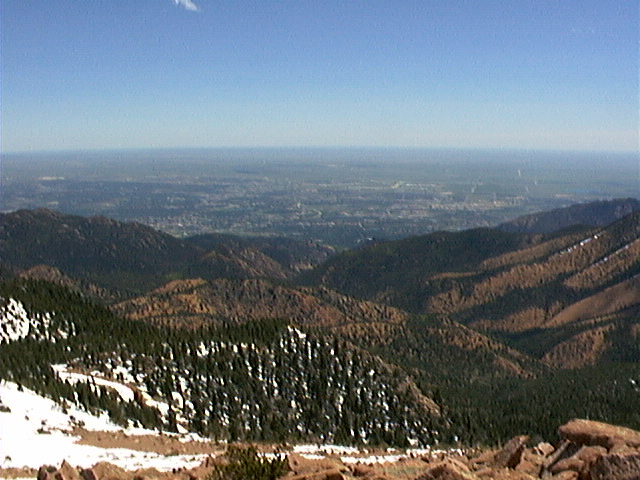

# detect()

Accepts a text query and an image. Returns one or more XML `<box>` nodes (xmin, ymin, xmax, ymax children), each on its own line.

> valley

<box><xmin>3</xmin><ymin>149</ymin><xmax>637</xmax><ymax>248</ymax></box>
<box><xmin>0</xmin><ymin>198</ymin><xmax>639</xmax><ymax>478</ymax></box>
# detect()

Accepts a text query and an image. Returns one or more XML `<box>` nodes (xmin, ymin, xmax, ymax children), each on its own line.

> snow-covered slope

<box><xmin>0</xmin><ymin>298</ymin><xmax>53</xmax><ymax>344</ymax></box>
<box><xmin>0</xmin><ymin>381</ymin><xmax>435</xmax><ymax>472</ymax></box>
<box><xmin>0</xmin><ymin>381</ymin><xmax>207</xmax><ymax>470</ymax></box>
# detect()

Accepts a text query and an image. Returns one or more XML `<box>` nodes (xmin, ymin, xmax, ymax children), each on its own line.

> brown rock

<box><xmin>37</xmin><ymin>462</ymin><xmax>82</xmax><ymax>480</ymax></box>
<box><xmin>131</xmin><ymin>468</ymin><xmax>163</xmax><ymax>480</ymax></box>
<box><xmin>415</xmin><ymin>461</ymin><xmax>476</xmax><ymax>480</ymax></box>
<box><xmin>576</xmin><ymin>445</ymin><xmax>607</xmax><ymax>461</ymax></box>
<box><xmin>493</xmin><ymin>435</ymin><xmax>529</xmax><ymax>469</ymax></box>
<box><xmin>470</xmin><ymin>450</ymin><xmax>497</xmax><ymax>466</ymax></box>
<box><xmin>286</xmin><ymin>468</ymin><xmax>345</xmax><ymax>480</ymax></box>
<box><xmin>559</xmin><ymin>420</ymin><xmax>640</xmax><ymax>449</ymax></box>
<box><xmin>59</xmin><ymin>462</ymin><xmax>81</xmax><ymax>480</ymax></box>
<box><xmin>352</xmin><ymin>464</ymin><xmax>375</xmax><ymax>477</ymax></box>
<box><xmin>519</xmin><ymin>447</ymin><xmax>548</xmax><ymax>473</ymax></box>
<box><xmin>474</xmin><ymin>467</ymin><xmax>495</xmax><ymax>477</ymax></box>
<box><xmin>549</xmin><ymin>456</ymin><xmax>584</xmax><ymax>475</ymax></box>
<box><xmin>514</xmin><ymin>458</ymin><xmax>539</xmax><ymax>476</ymax></box>
<box><xmin>543</xmin><ymin>441</ymin><xmax>581</xmax><ymax>475</ymax></box>
<box><xmin>551</xmin><ymin>472</ymin><xmax>579</xmax><ymax>480</ymax></box>
<box><xmin>287</xmin><ymin>454</ymin><xmax>347</xmax><ymax>475</ymax></box>
<box><xmin>184</xmin><ymin>465</ymin><xmax>212</xmax><ymax>480</ymax></box>
<box><xmin>586</xmin><ymin>453</ymin><xmax>640</xmax><ymax>480</ymax></box>
<box><xmin>445</xmin><ymin>458</ymin><xmax>471</xmax><ymax>473</ymax></box>
<box><xmin>609</xmin><ymin>442</ymin><xmax>639</xmax><ymax>455</ymax></box>
<box><xmin>545</xmin><ymin>445</ymin><xmax>606</xmax><ymax>477</ymax></box>
<box><xmin>534</xmin><ymin>442</ymin><xmax>556</xmax><ymax>457</ymax></box>
<box><xmin>90</xmin><ymin>462</ymin><xmax>130</xmax><ymax>480</ymax></box>
<box><xmin>487</xmin><ymin>469</ymin><xmax>537</xmax><ymax>480</ymax></box>
<box><xmin>38</xmin><ymin>466</ymin><xmax>58</xmax><ymax>480</ymax></box>
<box><xmin>80</xmin><ymin>468</ymin><xmax>99</xmax><ymax>480</ymax></box>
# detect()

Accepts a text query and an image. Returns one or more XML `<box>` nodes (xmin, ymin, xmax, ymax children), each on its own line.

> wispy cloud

<box><xmin>173</xmin><ymin>0</ymin><xmax>200</xmax><ymax>12</ymax></box>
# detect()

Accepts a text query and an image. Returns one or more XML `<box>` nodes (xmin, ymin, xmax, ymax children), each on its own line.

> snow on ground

<box><xmin>0</xmin><ymin>381</ymin><xmax>207</xmax><ymax>471</ymax></box>
<box><xmin>51</xmin><ymin>364</ymin><xmax>174</xmax><ymax>421</ymax></box>
<box><xmin>0</xmin><ymin>380</ymin><xmax>439</xmax><ymax>472</ymax></box>
<box><xmin>292</xmin><ymin>444</ymin><xmax>437</xmax><ymax>465</ymax></box>
<box><xmin>52</xmin><ymin>364</ymin><xmax>136</xmax><ymax>403</ymax></box>
<box><xmin>0</xmin><ymin>298</ymin><xmax>52</xmax><ymax>344</ymax></box>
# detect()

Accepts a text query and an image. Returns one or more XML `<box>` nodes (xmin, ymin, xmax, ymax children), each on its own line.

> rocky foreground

<box><xmin>24</xmin><ymin>420</ymin><xmax>640</xmax><ymax>480</ymax></box>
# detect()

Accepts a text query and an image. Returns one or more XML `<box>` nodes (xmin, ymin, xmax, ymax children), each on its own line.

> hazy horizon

<box><xmin>2</xmin><ymin>0</ymin><xmax>638</xmax><ymax>154</ymax></box>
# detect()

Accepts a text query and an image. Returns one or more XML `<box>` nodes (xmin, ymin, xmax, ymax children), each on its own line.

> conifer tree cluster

<box><xmin>0</xmin><ymin>279</ymin><xmax>443</xmax><ymax>446</ymax></box>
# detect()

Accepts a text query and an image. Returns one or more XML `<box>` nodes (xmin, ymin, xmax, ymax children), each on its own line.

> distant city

<box><xmin>2</xmin><ymin>148</ymin><xmax>637</xmax><ymax>248</ymax></box>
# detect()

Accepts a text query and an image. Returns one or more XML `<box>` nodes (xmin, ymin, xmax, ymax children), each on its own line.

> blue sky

<box><xmin>1</xmin><ymin>0</ymin><xmax>638</xmax><ymax>153</ymax></box>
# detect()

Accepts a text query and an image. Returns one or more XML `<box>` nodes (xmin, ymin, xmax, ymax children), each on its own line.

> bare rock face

<box><xmin>37</xmin><ymin>465</ymin><xmax>60</xmax><ymax>480</ymax></box>
<box><xmin>542</xmin><ymin>420</ymin><xmax>640</xmax><ymax>480</ymax></box>
<box><xmin>533</xmin><ymin>443</ymin><xmax>555</xmax><ymax>457</ymax></box>
<box><xmin>286</xmin><ymin>469</ymin><xmax>346</xmax><ymax>480</ymax></box>
<box><xmin>286</xmin><ymin>453</ymin><xmax>350</xmax><ymax>480</ymax></box>
<box><xmin>351</xmin><ymin>464</ymin><xmax>375</xmax><ymax>477</ymax></box>
<box><xmin>37</xmin><ymin>462</ymin><xmax>85</xmax><ymax>480</ymax></box>
<box><xmin>559</xmin><ymin>419</ymin><xmax>640</xmax><ymax>449</ymax></box>
<box><xmin>79</xmin><ymin>468</ymin><xmax>99</xmax><ymax>480</ymax></box>
<box><xmin>548</xmin><ymin>472</ymin><xmax>578</xmax><ymax>480</ymax></box>
<box><xmin>415</xmin><ymin>461</ymin><xmax>476</xmax><ymax>480</ymax></box>
<box><xmin>31</xmin><ymin>419</ymin><xmax>640</xmax><ymax>480</ymax></box>
<box><xmin>587</xmin><ymin>453</ymin><xmax>640</xmax><ymax>480</ymax></box>
<box><xmin>287</xmin><ymin>453</ymin><xmax>348</xmax><ymax>475</ymax></box>
<box><xmin>87</xmin><ymin>462</ymin><xmax>130</xmax><ymax>480</ymax></box>
<box><xmin>493</xmin><ymin>435</ymin><xmax>529</xmax><ymax>469</ymax></box>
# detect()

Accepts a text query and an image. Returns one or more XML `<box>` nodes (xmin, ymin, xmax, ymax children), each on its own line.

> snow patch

<box><xmin>0</xmin><ymin>298</ymin><xmax>52</xmax><ymax>344</ymax></box>
<box><xmin>0</xmin><ymin>381</ymin><xmax>207</xmax><ymax>470</ymax></box>
<box><xmin>52</xmin><ymin>364</ymin><xmax>136</xmax><ymax>403</ymax></box>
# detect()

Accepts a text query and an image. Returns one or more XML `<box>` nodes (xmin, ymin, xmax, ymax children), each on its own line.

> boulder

<box><xmin>483</xmin><ymin>469</ymin><xmax>537</xmax><ymax>480</ymax></box>
<box><xmin>415</xmin><ymin>461</ymin><xmax>476</xmax><ymax>480</ymax></box>
<box><xmin>285</xmin><ymin>468</ymin><xmax>345</xmax><ymax>480</ymax></box>
<box><xmin>534</xmin><ymin>442</ymin><xmax>555</xmax><ymax>457</ymax></box>
<box><xmin>559</xmin><ymin>420</ymin><xmax>640</xmax><ymax>449</ymax></box>
<box><xmin>80</xmin><ymin>468</ymin><xmax>99</xmax><ymax>480</ymax></box>
<box><xmin>351</xmin><ymin>464</ymin><xmax>375</xmax><ymax>477</ymax></box>
<box><xmin>542</xmin><ymin>441</ymin><xmax>581</xmax><ymax>475</ymax></box>
<box><xmin>131</xmin><ymin>468</ymin><xmax>164</xmax><ymax>480</ymax></box>
<box><xmin>547</xmin><ymin>445</ymin><xmax>606</xmax><ymax>476</ymax></box>
<box><xmin>469</xmin><ymin>449</ymin><xmax>497</xmax><ymax>466</ymax></box>
<box><xmin>59</xmin><ymin>462</ymin><xmax>81</xmax><ymax>480</ymax></box>
<box><xmin>38</xmin><ymin>465</ymin><xmax>59</xmax><ymax>480</ymax></box>
<box><xmin>89</xmin><ymin>462</ymin><xmax>130</xmax><ymax>480</ymax></box>
<box><xmin>493</xmin><ymin>435</ymin><xmax>529</xmax><ymax>469</ymax></box>
<box><xmin>549</xmin><ymin>456</ymin><xmax>584</xmax><ymax>475</ymax></box>
<box><xmin>514</xmin><ymin>457</ymin><xmax>541</xmax><ymax>476</ymax></box>
<box><xmin>586</xmin><ymin>453</ymin><xmax>640</xmax><ymax>480</ymax></box>
<box><xmin>37</xmin><ymin>462</ymin><xmax>82</xmax><ymax>480</ymax></box>
<box><xmin>550</xmin><ymin>472</ymin><xmax>578</xmax><ymax>480</ymax></box>
<box><xmin>287</xmin><ymin>453</ymin><xmax>347</xmax><ymax>475</ymax></box>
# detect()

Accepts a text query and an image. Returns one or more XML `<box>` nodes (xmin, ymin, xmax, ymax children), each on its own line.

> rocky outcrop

<box><xmin>33</xmin><ymin>419</ymin><xmax>640</xmax><ymax>480</ymax></box>
<box><xmin>558</xmin><ymin>419</ymin><xmax>640</xmax><ymax>449</ymax></box>
<box><xmin>450</xmin><ymin>419</ymin><xmax>640</xmax><ymax>480</ymax></box>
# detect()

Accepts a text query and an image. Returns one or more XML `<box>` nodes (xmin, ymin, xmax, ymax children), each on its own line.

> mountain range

<box><xmin>0</xmin><ymin>198</ymin><xmax>638</xmax><ymax>446</ymax></box>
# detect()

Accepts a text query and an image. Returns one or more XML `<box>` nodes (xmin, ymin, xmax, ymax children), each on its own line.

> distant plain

<box><xmin>2</xmin><ymin>148</ymin><xmax>637</xmax><ymax>247</ymax></box>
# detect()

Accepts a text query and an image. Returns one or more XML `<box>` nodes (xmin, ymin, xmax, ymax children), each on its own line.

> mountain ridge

<box><xmin>0</xmin><ymin>209</ymin><xmax>333</xmax><ymax>299</ymax></box>
<box><xmin>497</xmin><ymin>197</ymin><xmax>640</xmax><ymax>233</ymax></box>
<box><xmin>1</xmin><ymin>201</ymin><xmax>639</xmax><ymax>446</ymax></box>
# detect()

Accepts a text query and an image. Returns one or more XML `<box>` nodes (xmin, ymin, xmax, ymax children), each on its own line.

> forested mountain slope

<box><xmin>0</xmin><ymin>279</ymin><xmax>444</xmax><ymax>446</ymax></box>
<box><xmin>1</xmin><ymin>205</ymin><xmax>639</xmax><ymax>446</ymax></box>
<box><xmin>0</xmin><ymin>209</ymin><xmax>333</xmax><ymax>299</ymax></box>
<box><xmin>305</xmin><ymin>211</ymin><xmax>640</xmax><ymax>367</ymax></box>
<box><xmin>497</xmin><ymin>197</ymin><xmax>640</xmax><ymax>234</ymax></box>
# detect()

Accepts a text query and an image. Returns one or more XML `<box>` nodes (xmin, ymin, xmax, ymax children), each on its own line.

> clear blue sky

<box><xmin>1</xmin><ymin>0</ymin><xmax>638</xmax><ymax>153</ymax></box>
